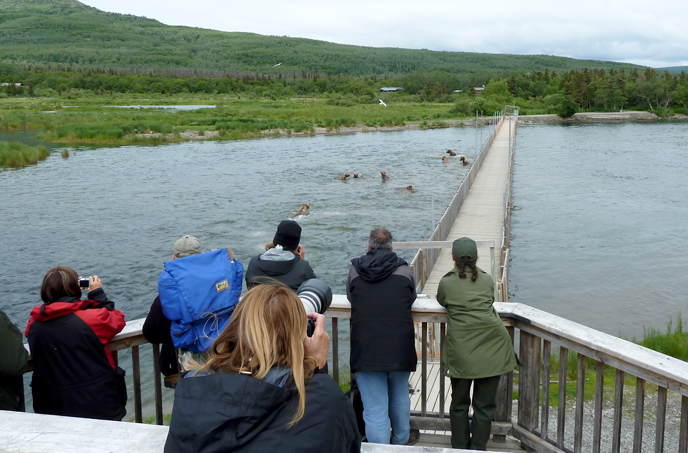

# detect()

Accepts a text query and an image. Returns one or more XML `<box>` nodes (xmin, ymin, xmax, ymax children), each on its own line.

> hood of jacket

<box><xmin>256</xmin><ymin>248</ymin><xmax>300</xmax><ymax>276</ymax></box>
<box><xmin>351</xmin><ymin>248</ymin><xmax>407</xmax><ymax>283</ymax></box>
<box><xmin>169</xmin><ymin>369</ymin><xmax>297</xmax><ymax>451</ymax></box>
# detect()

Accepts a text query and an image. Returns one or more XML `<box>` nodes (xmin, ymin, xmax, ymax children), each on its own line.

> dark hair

<box><xmin>41</xmin><ymin>266</ymin><xmax>81</xmax><ymax>304</ymax></box>
<box><xmin>368</xmin><ymin>227</ymin><xmax>393</xmax><ymax>249</ymax></box>
<box><xmin>455</xmin><ymin>257</ymin><xmax>478</xmax><ymax>282</ymax></box>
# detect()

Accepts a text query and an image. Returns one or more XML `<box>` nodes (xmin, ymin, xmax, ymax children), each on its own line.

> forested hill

<box><xmin>0</xmin><ymin>0</ymin><xmax>645</xmax><ymax>77</ymax></box>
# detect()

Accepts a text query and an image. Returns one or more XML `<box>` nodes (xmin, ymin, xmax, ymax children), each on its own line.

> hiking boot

<box><xmin>406</xmin><ymin>429</ymin><xmax>420</xmax><ymax>446</ymax></box>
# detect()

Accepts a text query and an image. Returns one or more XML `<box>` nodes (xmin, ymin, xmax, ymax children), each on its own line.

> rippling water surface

<box><xmin>1</xmin><ymin>127</ymin><xmax>480</xmax><ymax>415</ymax></box>
<box><xmin>510</xmin><ymin>122</ymin><xmax>688</xmax><ymax>338</ymax></box>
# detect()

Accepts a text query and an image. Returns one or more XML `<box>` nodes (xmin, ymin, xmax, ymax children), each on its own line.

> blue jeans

<box><xmin>356</xmin><ymin>371</ymin><xmax>411</xmax><ymax>444</ymax></box>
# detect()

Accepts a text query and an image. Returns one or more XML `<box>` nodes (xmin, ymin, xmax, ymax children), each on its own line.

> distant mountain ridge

<box><xmin>0</xmin><ymin>0</ymin><xmax>646</xmax><ymax>76</ymax></box>
<box><xmin>659</xmin><ymin>66</ymin><xmax>688</xmax><ymax>74</ymax></box>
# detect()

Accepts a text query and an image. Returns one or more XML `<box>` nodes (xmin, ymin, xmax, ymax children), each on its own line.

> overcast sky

<box><xmin>80</xmin><ymin>0</ymin><xmax>688</xmax><ymax>68</ymax></box>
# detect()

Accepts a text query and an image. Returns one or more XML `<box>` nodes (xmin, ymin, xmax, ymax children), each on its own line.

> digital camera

<box><xmin>296</xmin><ymin>279</ymin><xmax>333</xmax><ymax>337</ymax></box>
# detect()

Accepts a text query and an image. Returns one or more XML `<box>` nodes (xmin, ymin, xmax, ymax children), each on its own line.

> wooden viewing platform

<box><xmin>8</xmin><ymin>113</ymin><xmax>688</xmax><ymax>453</ymax></box>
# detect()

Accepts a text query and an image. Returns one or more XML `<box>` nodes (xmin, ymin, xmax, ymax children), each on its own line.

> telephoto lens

<box><xmin>296</xmin><ymin>279</ymin><xmax>333</xmax><ymax>336</ymax></box>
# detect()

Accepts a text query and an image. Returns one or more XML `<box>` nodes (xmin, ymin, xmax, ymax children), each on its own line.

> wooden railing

<box><xmin>407</xmin><ymin>114</ymin><xmax>505</xmax><ymax>293</ymax></box>
<box><xmin>39</xmin><ymin>298</ymin><xmax>684</xmax><ymax>453</ymax></box>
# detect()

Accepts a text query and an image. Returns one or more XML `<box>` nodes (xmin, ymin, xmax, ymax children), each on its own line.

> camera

<box><xmin>296</xmin><ymin>279</ymin><xmax>332</xmax><ymax>337</ymax></box>
<box><xmin>79</xmin><ymin>278</ymin><xmax>90</xmax><ymax>288</ymax></box>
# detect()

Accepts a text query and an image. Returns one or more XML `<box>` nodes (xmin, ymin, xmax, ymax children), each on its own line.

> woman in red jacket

<box><xmin>26</xmin><ymin>266</ymin><xmax>127</xmax><ymax>420</ymax></box>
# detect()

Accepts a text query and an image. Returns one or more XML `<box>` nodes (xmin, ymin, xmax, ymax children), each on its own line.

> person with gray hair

<box><xmin>346</xmin><ymin>227</ymin><xmax>419</xmax><ymax>445</ymax></box>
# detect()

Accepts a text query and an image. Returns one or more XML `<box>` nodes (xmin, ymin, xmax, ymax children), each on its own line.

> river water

<box><xmin>2</xmin><ymin>121</ymin><xmax>686</xmax><ymax>417</ymax></box>
<box><xmin>0</xmin><ymin>126</ymin><xmax>479</xmax><ymax>416</ymax></box>
<box><xmin>509</xmin><ymin>121</ymin><xmax>688</xmax><ymax>339</ymax></box>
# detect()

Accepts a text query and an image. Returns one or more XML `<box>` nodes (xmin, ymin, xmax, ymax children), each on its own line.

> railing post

<box><xmin>495</xmin><ymin>326</ymin><xmax>515</xmax><ymax>443</ymax></box>
<box><xmin>517</xmin><ymin>330</ymin><xmax>540</xmax><ymax>432</ymax></box>
<box><xmin>421</xmin><ymin>322</ymin><xmax>428</xmax><ymax>417</ymax></box>
<box><xmin>332</xmin><ymin>318</ymin><xmax>339</xmax><ymax>385</ymax></box>
<box><xmin>152</xmin><ymin>343</ymin><xmax>163</xmax><ymax>425</ymax></box>
<box><xmin>132</xmin><ymin>345</ymin><xmax>142</xmax><ymax>423</ymax></box>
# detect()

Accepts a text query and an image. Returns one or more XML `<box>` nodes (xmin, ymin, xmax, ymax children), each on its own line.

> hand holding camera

<box><xmin>303</xmin><ymin>312</ymin><xmax>329</xmax><ymax>370</ymax></box>
<box><xmin>79</xmin><ymin>275</ymin><xmax>102</xmax><ymax>293</ymax></box>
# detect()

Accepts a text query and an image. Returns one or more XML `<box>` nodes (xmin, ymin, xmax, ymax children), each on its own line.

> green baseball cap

<box><xmin>452</xmin><ymin>237</ymin><xmax>477</xmax><ymax>259</ymax></box>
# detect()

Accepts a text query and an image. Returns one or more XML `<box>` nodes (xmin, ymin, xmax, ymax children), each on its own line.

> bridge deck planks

<box><xmin>422</xmin><ymin>120</ymin><xmax>515</xmax><ymax>296</ymax></box>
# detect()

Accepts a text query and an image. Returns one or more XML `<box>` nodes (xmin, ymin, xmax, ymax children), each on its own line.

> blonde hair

<box><xmin>265</xmin><ymin>241</ymin><xmax>300</xmax><ymax>256</ymax></box>
<box><xmin>200</xmin><ymin>284</ymin><xmax>316</xmax><ymax>426</ymax></box>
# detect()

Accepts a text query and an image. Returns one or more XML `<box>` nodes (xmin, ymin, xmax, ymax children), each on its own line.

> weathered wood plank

<box><xmin>132</xmin><ymin>345</ymin><xmax>142</xmax><ymax>423</ymax></box>
<box><xmin>573</xmin><ymin>354</ymin><xmax>585</xmax><ymax>453</ymax></box>
<box><xmin>332</xmin><ymin>317</ymin><xmax>339</xmax><ymax>385</ymax></box>
<box><xmin>679</xmin><ymin>395</ymin><xmax>688</xmax><ymax>453</ymax></box>
<box><xmin>422</xmin><ymin>322</ymin><xmax>428</xmax><ymax>416</ymax></box>
<box><xmin>152</xmin><ymin>343</ymin><xmax>163</xmax><ymax>425</ymax></box>
<box><xmin>512</xmin><ymin>424</ymin><xmax>568</xmax><ymax>453</ymax></box>
<box><xmin>439</xmin><ymin>323</ymin><xmax>446</xmax><ymax>418</ymax></box>
<box><xmin>393</xmin><ymin>240</ymin><xmax>494</xmax><ymax>250</ymax></box>
<box><xmin>557</xmin><ymin>346</ymin><xmax>568</xmax><ymax>450</ymax></box>
<box><xmin>592</xmin><ymin>361</ymin><xmax>604</xmax><ymax>453</ymax></box>
<box><xmin>654</xmin><ymin>386</ymin><xmax>667</xmax><ymax>453</ymax></box>
<box><xmin>518</xmin><ymin>331</ymin><xmax>540</xmax><ymax>431</ymax></box>
<box><xmin>541</xmin><ymin>340</ymin><xmax>552</xmax><ymax>441</ymax></box>
<box><xmin>632</xmin><ymin>377</ymin><xmax>644</xmax><ymax>453</ymax></box>
<box><xmin>611</xmin><ymin>369</ymin><xmax>624</xmax><ymax>453</ymax></box>
<box><xmin>0</xmin><ymin>411</ymin><xmax>168</xmax><ymax>453</ymax></box>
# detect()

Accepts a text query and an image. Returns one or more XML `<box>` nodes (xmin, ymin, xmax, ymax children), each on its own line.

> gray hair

<box><xmin>368</xmin><ymin>227</ymin><xmax>393</xmax><ymax>250</ymax></box>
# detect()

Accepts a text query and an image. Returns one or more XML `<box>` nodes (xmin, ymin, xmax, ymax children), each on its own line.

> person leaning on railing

<box><xmin>164</xmin><ymin>284</ymin><xmax>361</xmax><ymax>453</ymax></box>
<box><xmin>25</xmin><ymin>266</ymin><xmax>127</xmax><ymax>421</ymax></box>
<box><xmin>142</xmin><ymin>234</ymin><xmax>201</xmax><ymax>387</ymax></box>
<box><xmin>436</xmin><ymin>237</ymin><xmax>518</xmax><ymax>451</ymax></box>
<box><xmin>0</xmin><ymin>309</ymin><xmax>28</xmax><ymax>411</ymax></box>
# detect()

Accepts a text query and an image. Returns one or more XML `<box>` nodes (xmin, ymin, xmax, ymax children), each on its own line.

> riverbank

<box><xmin>519</xmin><ymin>111</ymin><xmax>688</xmax><ymax>124</ymax></box>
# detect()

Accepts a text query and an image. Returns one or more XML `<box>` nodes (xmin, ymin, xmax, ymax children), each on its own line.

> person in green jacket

<box><xmin>436</xmin><ymin>237</ymin><xmax>518</xmax><ymax>450</ymax></box>
<box><xmin>0</xmin><ymin>309</ymin><xmax>29</xmax><ymax>411</ymax></box>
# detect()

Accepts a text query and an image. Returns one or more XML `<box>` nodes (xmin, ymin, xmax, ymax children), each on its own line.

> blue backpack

<box><xmin>158</xmin><ymin>248</ymin><xmax>243</xmax><ymax>353</ymax></box>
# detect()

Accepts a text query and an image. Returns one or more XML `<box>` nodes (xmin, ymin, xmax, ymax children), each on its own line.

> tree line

<box><xmin>2</xmin><ymin>63</ymin><xmax>687</xmax><ymax>118</ymax></box>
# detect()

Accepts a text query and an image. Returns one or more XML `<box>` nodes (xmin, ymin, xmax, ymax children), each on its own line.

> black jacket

<box><xmin>25</xmin><ymin>289</ymin><xmax>127</xmax><ymax>420</ymax></box>
<box><xmin>346</xmin><ymin>248</ymin><xmax>417</xmax><ymax>373</ymax></box>
<box><xmin>164</xmin><ymin>370</ymin><xmax>361</xmax><ymax>453</ymax></box>
<box><xmin>0</xmin><ymin>310</ymin><xmax>28</xmax><ymax>411</ymax></box>
<box><xmin>245</xmin><ymin>249</ymin><xmax>316</xmax><ymax>291</ymax></box>
<box><xmin>142</xmin><ymin>296</ymin><xmax>180</xmax><ymax>378</ymax></box>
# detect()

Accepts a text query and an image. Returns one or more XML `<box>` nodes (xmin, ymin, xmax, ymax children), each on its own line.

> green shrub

<box><xmin>557</xmin><ymin>96</ymin><xmax>579</xmax><ymax>118</ymax></box>
<box><xmin>0</xmin><ymin>141</ymin><xmax>49</xmax><ymax>168</ymax></box>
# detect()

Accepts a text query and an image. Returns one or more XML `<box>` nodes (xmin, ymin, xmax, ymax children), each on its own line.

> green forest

<box><xmin>1</xmin><ymin>0</ymin><xmax>687</xmax><ymax>152</ymax></box>
<box><xmin>0</xmin><ymin>0</ymin><xmax>644</xmax><ymax>76</ymax></box>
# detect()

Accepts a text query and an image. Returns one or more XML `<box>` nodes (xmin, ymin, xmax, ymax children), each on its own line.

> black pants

<box><xmin>449</xmin><ymin>375</ymin><xmax>502</xmax><ymax>451</ymax></box>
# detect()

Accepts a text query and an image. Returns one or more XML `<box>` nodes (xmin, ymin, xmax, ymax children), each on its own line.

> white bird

<box><xmin>273</xmin><ymin>63</ymin><xmax>282</xmax><ymax>67</ymax></box>
<box><xmin>379</xmin><ymin>99</ymin><xmax>387</xmax><ymax>107</ymax></box>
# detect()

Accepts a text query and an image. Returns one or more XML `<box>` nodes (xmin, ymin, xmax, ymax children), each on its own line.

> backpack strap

<box><xmin>226</xmin><ymin>248</ymin><xmax>234</xmax><ymax>262</ymax></box>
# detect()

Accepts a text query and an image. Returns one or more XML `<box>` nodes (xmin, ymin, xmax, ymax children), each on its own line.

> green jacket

<box><xmin>436</xmin><ymin>265</ymin><xmax>518</xmax><ymax>379</ymax></box>
<box><xmin>0</xmin><ymin>310</ymin><xmax>28</xmax><ymax>410</ymax></box>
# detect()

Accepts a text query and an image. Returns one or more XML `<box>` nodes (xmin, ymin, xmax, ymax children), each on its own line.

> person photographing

<box><xmin>164</xmin><ymin>283</ymin><xmax>360</xmax><ymax>453</ymax></box>
<box><xmin>25</xmin><ymin>266</ymin><xmax>127</xmax><ymax>420</ymax></box>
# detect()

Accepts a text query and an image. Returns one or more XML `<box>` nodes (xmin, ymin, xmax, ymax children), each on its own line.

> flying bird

<box><xmin>273</xmin><ymin>63</ymin><xmax>282</xmax><ymax>67</ymax></box>
<box><xmin>379</xmin><ymin>99</ymin><xmax>387</xmax><ymax>107</ymax></box>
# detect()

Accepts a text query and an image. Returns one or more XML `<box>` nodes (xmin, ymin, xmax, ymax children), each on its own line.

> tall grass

<box><xmin>0</xmin><ymin>141</ymin><xmax>49</xmax><ymax>169</ymax></box>
<box><xmin>637</xmin><ymin>314</ymin><xmax>687</xmax><ymax>360</ymax></box>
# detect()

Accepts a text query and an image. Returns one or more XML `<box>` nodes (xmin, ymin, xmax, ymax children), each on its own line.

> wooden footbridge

<box><xmin>6</xmin><ymin>112</ymin><xmax>688</xmax><ymax>453</ymax></box>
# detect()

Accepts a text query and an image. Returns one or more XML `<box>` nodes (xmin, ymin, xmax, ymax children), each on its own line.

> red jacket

<box><xmin>25</xmin><ymin>288</ymin><xmax>128</xmax><ymax>420</ymax></box>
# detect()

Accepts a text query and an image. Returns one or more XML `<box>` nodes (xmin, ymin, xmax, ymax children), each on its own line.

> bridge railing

<box><xmin>21</xmin><ymin>299</ymin><xmax>686</xmax><ymax>453</ymax></box>
<box><xmin>408</xmin><ymin>114</ymin><xmax>505</xmax><ymax>292</ymax></box>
